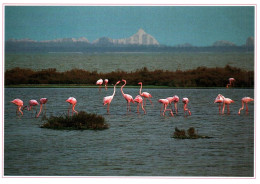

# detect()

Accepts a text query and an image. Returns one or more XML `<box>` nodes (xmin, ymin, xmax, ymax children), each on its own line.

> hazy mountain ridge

<box><xmin>5</xmin><ymin>28</ymin><xmax>254</xmax><ymax>52</ymax></box>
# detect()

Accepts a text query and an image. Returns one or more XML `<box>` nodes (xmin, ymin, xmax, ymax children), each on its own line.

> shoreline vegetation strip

<box><xmin>4</xmin><ymin>85</ymin><xmax>253</xmax><ymax>89</ymax></box>
<box><xmin>4</xmin><ymin>65</ymin><xmax>254</xmax><ymax>88</ymax></box>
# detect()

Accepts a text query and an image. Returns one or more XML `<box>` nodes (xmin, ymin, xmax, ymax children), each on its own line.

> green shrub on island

<box><xmin>41</xmin><ymin>111</ymin><xmax>108</xmax><ymax>130</ymax></box>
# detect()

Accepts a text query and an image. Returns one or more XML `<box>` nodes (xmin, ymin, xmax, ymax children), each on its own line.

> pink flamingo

<box><xmin>158</xmin><ymin>99</ymin><xmax>174</xmax><ymax>116</ymax></box>
<box><xmin>96</xmin><ymin>79</ymin><xmax>103</xmax><ymax>92</ymax></box>
<box><xmin>172</xmin><ymin>95</ymin><xmax>179</xmax><ymax>114</ymax></box>
<box><xmin>166</xmin><ymin>96</ymin><xmax>174</xmax><ymax>111</ymax></box>
<box><xmin>104</xmin><ymin>79</ymin><xmax>109</xmax><ymax>90</ymax></box>
<box><xmin>36</xmin><ymin>98</ymin><xmax>48</xmax><ymax>118</ymax></box>
<box><xmin>66</xmin><ymin>97</ymin><xmax>78</xmax><ymax>116</ymax></box>
<box><xmin>166</xmin><ymin>95</ymin><xmax>179</xmax><ymax>114</ymax></box>
<box><xmin>134</xmin><ymin>95</ymin><xmax>146</xmax><ymax>114</ymax></box>
<box><xmin>238</xmin><ymin>97</ymin><xmax>254</xmax><ymax>115</ymax></box>
<box><xmin>138</xmin><ymin>82</ymin><xmax>153</xmax><ymax>107</ymax></box>
<box><xmin>11</xmin><ymin>99</ymin><xmax>24</xmax><ymax>116</ymax></box>
<box><xmin>121</xmin><ymin>79</ymin><xmax>134</xmax><ymax>112</ymax></box>
<box><xmin>103</xmin><ymin>81</ymin><xmax>121</xmax><ymax>113</ymax></box>
<box><xmin>222</xmin><ymin>97</ymin><xmax>234</xmax><ymax>114</ymax></box>
<box><xmin>226</xmin><ymin>78</ymin><xmax>235</xmax><ymax>88</ymax></box>
<box><xmin>28</xmin><ymin>100</ymin><xmax>39</xmax><ymax>116</ymax></box>
<box><xmin>182</xmin><ymin>98</ymin><xmax>191</xmax><ymax>116</ymax></box>
<box><xmin>214</xmin><ymin>94</ymin><xmax>225</xmax><ymax>114</ymax></box>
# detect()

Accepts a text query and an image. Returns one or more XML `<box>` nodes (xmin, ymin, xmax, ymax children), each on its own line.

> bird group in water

<box><xmin>10</xmin><ymin>78</ymin><xmax>253</xmax><ymax>117</ymax></box>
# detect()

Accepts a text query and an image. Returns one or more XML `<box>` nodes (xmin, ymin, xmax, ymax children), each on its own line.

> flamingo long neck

<box><xmin>112</xmin><ymin>83</ymin><xmax>117</xmax><ymax>97</ymax></box>
<box><xmin>18</xmin><ymin>106</ymin><xmax>23</xmax><ymax>115</ymax></box>
<box><xmin>36</xmin><ymin>104</ymin><xmax>43</xmax><ymax>118</ymax></box>
<box><xmin>184</xmin><ymin>104</ymin><xmax>187</xmax><ymax>111</ymax></box>
<box><xmin>72</xmin><ymin>104</ymin><xmax>78</xmax><ymax>114</ymax></box>
<box><xmin>139</xmin><ymin>83</ymin><xmax>142</xmax><ymax>95</ymax></box>
<box><xmin>238</xmin><ymin>101</ymin><xmax>245</xmax><ymax>114</ymax></box>
<box><xmin>121</xmin><ymin>81</ymin><xmax>126</xmax><ymax>96</ymax></box>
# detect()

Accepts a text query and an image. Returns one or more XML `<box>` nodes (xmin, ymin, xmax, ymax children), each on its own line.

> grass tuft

<box><xmin>172</xmin><ymin>127</ymin><xmax>212</xmax><ymax>139</ymax></box>
<box><xmin>41</xmin><ymin>111</ymin><xmax>108</xmax><ymax>130</ymax></box>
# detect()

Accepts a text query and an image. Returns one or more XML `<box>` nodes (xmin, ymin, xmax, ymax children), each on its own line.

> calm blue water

<box><xmin>4</xmin><ymin>87</ymin><xmax>254</xmax><ymax>176</ymax></box>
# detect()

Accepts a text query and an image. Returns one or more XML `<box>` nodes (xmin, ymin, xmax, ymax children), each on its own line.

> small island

<box><xmin>172</xmin><ymin>127</ymin><xmax>212</xmax><ymax>139</ymax></box>
<box><xmin>41</xmin><ymin>111</ymin><xmax>109</xmax><ymax>130</ymax></box>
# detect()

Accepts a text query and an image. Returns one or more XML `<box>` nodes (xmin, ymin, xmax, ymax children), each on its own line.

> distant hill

<box><xmin>212</xmin><ymin>40</ymin><xmax>236</xmax><ymax>47</ymax></box>
<box><xmin>93</xmin><ymin>28</ymin><xmax>159</xmax><ymax>46</ymax></box>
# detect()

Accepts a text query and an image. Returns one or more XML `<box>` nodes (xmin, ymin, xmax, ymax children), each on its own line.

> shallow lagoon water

<box><xmin>5</xmin><ymin>52</ymin><xmax>254</xmax><ymax>72</ymax></box>
<box><xmin>4</xmin><ymin>87</ymin><xmax>254</xmax><ymax>176</ymax></box>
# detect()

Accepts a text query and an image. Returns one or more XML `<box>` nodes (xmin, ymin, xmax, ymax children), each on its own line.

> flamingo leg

<box><xmin>148</xmin><ymin>98</ymin><xmax>153</xmax><ymax>106</ymax></box>
<box><xmin>137</xmin><ymin>103</ymin><xmax>140</xmax><ymax>113</ymax></box>
<box><xmin>68</xmin><ymin>104</ymin><xmax>71</xmax><ymax>116</ymax></box>
<box><xmin>227</xmin><ymin>104</ymin><xmax>230</xmax><ymax>114</ymax></box>
<box><xmin>246</xmin><ymin>103</ymin><xmax>249</xmax><ymax>112</ymax></box>
<box><xmin>218</xmin><ymin>103</ymin><xmax>221</xmax><ymax>114</ymax></box>
<box><xmin>163</xmin><ymin>105</ymin><xmax>166</xmax><ymax>116</ymax></box>
<box><xmin>222</xmin><ymin>103</ymin><xmax>226</xmax><ymax>114</ymax></box>
<box><xmin>165</xmin><ymin>108</ymin><xmax>174</xmax><ymax>116</ymax></box>
<box><xmin>107</xmin><ymin>104</ymin><xmax>110</xmax><ymax>114</ymax></box>
<box><xmin>141</xmin><ymin>102</ymin><xmax>146</xmax><ymax>114</ymax></box>
<box><xmin>160</xmin><ymin>104</ymin><xmax>164</xmax><ymax>114</ymax></box>
<box><xmin>188</xmin><ymin>109</ymin><xmax>191</xmax><ymax>116</ymax></box>
<box><xmin>169</xmin><ymin>103</ymin><xmax>174</xmax><ymax>112</ymax></box>
<box><xmin>143</xmin><ymin>98</ymin><xmax>146</xmax><ymax>107</ymax></box>
<box><xmin>44</xmin><ymin>104</ymin><xmax>46</xmax><ymax>114</ymax></box>
<box><xmin>174</xmin><ymin>103</ymin><xmax>178</xmax><ymax>114</ymax></box>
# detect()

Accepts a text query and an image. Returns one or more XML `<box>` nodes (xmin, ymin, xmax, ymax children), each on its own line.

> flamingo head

<box><xmin>122</xmin><ymin>79</ymin><xmax>126</xmax><ymax>83</ymax></box>
<box><xmin>138</xmin><ymin>82</ymin><xmax>142</xmax><ymax>85</ymax></box>
<box><xmin>115</xmin><ymin>81</ymin><xmax>121</xmax><ymax>85</ymax></box>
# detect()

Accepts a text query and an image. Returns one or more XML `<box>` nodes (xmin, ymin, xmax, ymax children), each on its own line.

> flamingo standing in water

<box><xmin>121</xmin><ymin>79</ymin><xmax>134</xmax><ymax>112</ymax></box>
<box><xmin>222</xmin><ymin>97</ymin><xmax>234</xmax><ymax>115</ymax></box>
<box><xmin>172</xmin><ymin>95</ymin><xmax>179</xmax><ymax>114</ymax></box>
<box><xmin>66</xmin><ymin>97</ymin><xmax>78</xmax><ymax>116</ymax></box>
<box><xmin>238</xmin><ymin>97</ymin><xmax>254</xmax><ymax>115</ymax></box>
<box><xmin>103</xmin><ymin>81</ymin><xmax>120</xmax><ymax>113</ymax></box>
<box><xmin>11</xmin><ymin>99</ymin><xmax>24</xmax><ymax>116</ymax></box>
<box><xmin>96</xmin><ymin>79</ymin><xmax>103</xmax><ymax>92</ymax></box>
<box><xmin>28</xmin><ymin>100</ymin><xmax>39</xmax><ymax>116</ymax></box>
<box><xmin>138</xmin><ymin>82</ymin><xmax>153</xmax><ymax>107</ymax></box>
<box><xmin>166</xmin><ymin>95</ymin><xmax>179</xmax><ymax>114</ymax></box>
<box><xmin>182</xmin><ymin>98</ymin><xmax>191</xmax><ymax>116</ymax></box>
<box><xmin>214</xmin><ymin>94</ymin><xmax>225</xmax><ymax>114</ymax></box>
<box><xmin>166</xmin><ymin>96</ymin><xmax>174</xmax><ymax>111</ymax></box>
<box><xmin>134</xmin><ymin>95</ymin><xmax>146</xmax><ymax>114</ymax></box>
<box><xmin>104</xmin><ymin>79</ymin><xmax>109</xmax><ymax>90</ymax></box>
<box><xmin>36</xmin><ymin>98</ymin><xmax>48</xmax><ymax>118</ymax></box>
<box><xmin>226</xmin><ymin>78</ymin><xmax>235</xmax><ymax>88</ymax></box>
<box><xmin>158</xmin><ymin>99</ymin><xmax>174</xmax><ymax>116</ymax></box>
